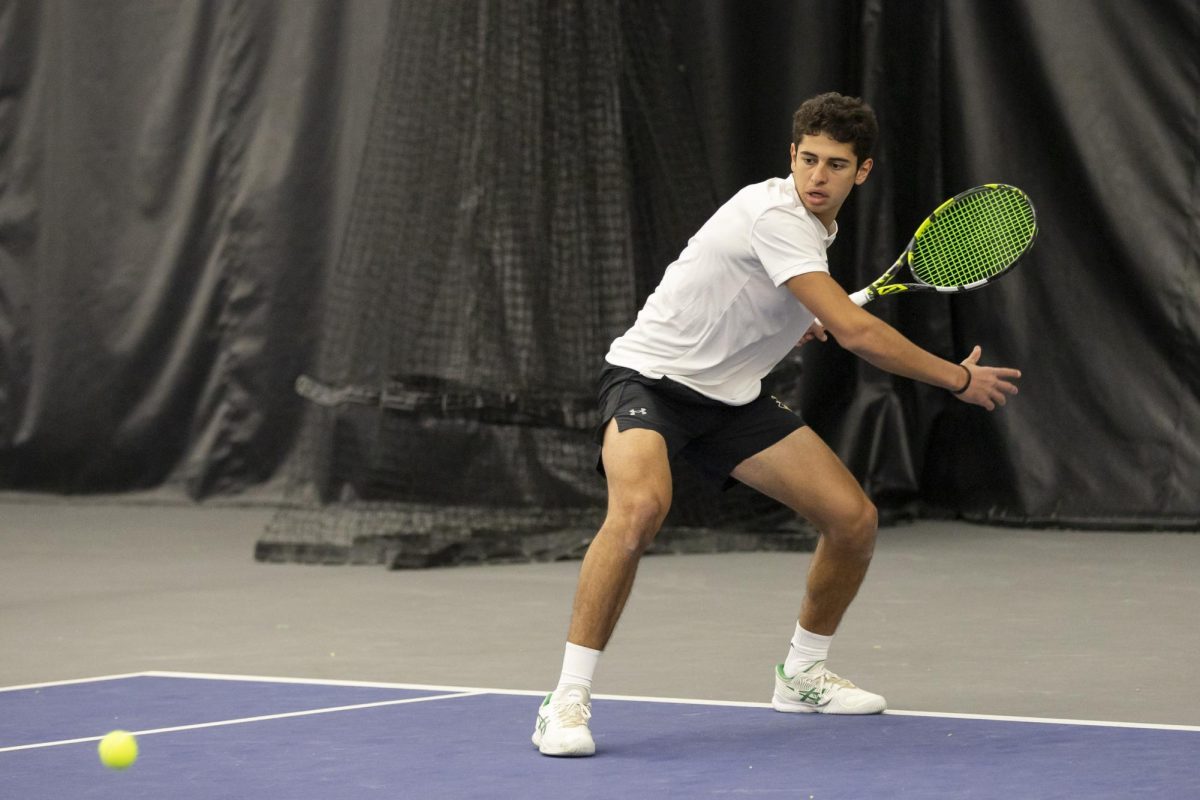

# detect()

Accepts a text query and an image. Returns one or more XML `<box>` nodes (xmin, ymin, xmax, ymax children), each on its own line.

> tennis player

<box><xmin>533</xmin><ymin>92</ymin><xmax>1021</xmax><ymax>757</ymax></box>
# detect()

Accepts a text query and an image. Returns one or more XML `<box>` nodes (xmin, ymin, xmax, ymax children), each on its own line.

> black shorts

<box><xmin>593</xmin><ymin>365</ymin><xmax>806</xmax><ymax>487</ymax></box>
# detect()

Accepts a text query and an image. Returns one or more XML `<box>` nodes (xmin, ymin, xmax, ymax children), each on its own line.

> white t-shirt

<box><xmin>605</xmin><ymin>174</ymin><xmax>837</xmax><ymax>405</ymax></box>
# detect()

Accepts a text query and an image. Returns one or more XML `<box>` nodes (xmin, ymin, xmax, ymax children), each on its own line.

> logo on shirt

<box><xmin>627</xmin><ymin>408</ymin><xmax>648</xmax><ymax>416</ymax></box>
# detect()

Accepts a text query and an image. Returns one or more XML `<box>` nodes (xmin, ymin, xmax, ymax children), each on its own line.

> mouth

<box><xmin>804</xmin><ymin>191</ymin><xmax>829</xmax><ymax>204</ymax></box>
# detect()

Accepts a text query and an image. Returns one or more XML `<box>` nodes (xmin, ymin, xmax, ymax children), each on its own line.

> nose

<box><xmin>811</xmin><ymin>163</ymin><xmax>828</xmax><ymax>184</ymax></box>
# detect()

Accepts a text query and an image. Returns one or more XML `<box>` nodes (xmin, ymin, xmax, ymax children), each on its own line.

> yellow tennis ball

<box><xmin>97</xmin><ymin>730</ymin><xmax>138</xmax><ymax>770</ymax></box>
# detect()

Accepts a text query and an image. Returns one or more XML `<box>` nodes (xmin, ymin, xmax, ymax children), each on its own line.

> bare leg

<box><xmin>731</xmin><ymin>426</ymin><xmax>877</xmax><ymax>635</ymax></box>
<box><xmin>566</xmin><ymin>420</ymin><xmax>673</xmax><ymax>650</ymax></box>
<box><xmin>796</xmin><ymin>533</ymin><xmax>873</xmax><ymax>634</ymax></box>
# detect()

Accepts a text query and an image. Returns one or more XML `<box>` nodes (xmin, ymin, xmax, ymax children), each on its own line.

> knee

<box><xmin>826</xmin><ymin>497</ymin><xmax>878</xmax><ymax>558</ymax></box>
<box><xmin>603</xmin><ymin>491</ymin><xmax>670</xmax><ymax>555</ymax></box>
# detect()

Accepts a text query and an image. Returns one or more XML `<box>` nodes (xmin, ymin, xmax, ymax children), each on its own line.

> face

<box><xmin>789</xmin><ymin>133</ymin><xmax>873</xmax><ymax>228</ymax></box>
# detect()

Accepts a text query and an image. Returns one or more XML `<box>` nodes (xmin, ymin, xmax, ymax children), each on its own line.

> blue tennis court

<box><xmin>3</xmin><ymin>672</ymin><xmax>1197</xmax><ymax>799</ymax></box>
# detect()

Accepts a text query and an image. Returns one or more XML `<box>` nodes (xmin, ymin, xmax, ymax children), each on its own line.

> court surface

<box><xmin>2</xmin><ymin>671</ymin><xmax>1198</xmax><ymax>799</ymax></box>
<box><xmin>3</xmin><ymin>500</ymin><xmax>1200</xmax><ymax>797</ymax></box>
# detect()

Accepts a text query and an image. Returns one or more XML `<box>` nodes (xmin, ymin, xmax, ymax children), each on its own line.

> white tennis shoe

<box><xmin>532</xmin><ymin>684</ymin><xmax>595</xmax><ymax>757</ymax></box>
<box><xmin>772</xmin><ymin>662</ymin><xmax>887</xmax><ymax>714</ymax></box>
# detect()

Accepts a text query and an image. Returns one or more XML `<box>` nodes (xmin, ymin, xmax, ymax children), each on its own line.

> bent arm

<box><xmin>787</xmin><ymin>273</ymin><xmax>964</xmax><ymax>389</ymax></box>
<box><xmin>786</xmin><ymin>272</ymin><xmax>1021</xmax><ymax>409</ymax></box>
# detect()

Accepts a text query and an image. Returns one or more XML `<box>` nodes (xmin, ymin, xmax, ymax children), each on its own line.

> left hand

<box><xmin>954</xmin><ymin>345</ymin><xmax>1022</xmax><ymax>411</ymax></box>
<box><xmin>797</xmin><ymin>319</ymin><xmax>828</xmax><ymax>347</ymax></box>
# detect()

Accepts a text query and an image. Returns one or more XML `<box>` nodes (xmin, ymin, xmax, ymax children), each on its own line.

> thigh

<box><xmin>600</xmin><ymin>418</ymin><xmax>674</xmax><ymax>513</ymax></box>
<box><xmin>729</xmin><ymin>426</ymin><xmax>870</xmax><ymax>531</ymax></box>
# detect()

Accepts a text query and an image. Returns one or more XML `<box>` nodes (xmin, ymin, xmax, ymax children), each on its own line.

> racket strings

<box><xmin>911</xmin><ymin>188</ymin><xmax>1035</xmax><ymax>288</ymax></box>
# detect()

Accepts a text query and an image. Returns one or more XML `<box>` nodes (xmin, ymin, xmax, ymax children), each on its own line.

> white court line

<box><xmin>138</xmin><ymin>669</ymin><xmax>549</xmax><ymax>697</ymax></box>
<box><xmin>143</xmin><ymin>671</ymin><xmax>1200</xmax><ymax>732</ymax></box>
<box><xmin>5</xmin><ymin>671</ymin><xmax>1199</xmax><ymax>734</ymax></box>
<box><xmin>0</xmin><ymin>672</ymin><xmax>154</xmax><ymax>694</ymax></box>
<box><xmin>0</xmin><ymin>670</ymin><xmax>540</xmax><ymax>698</ymax></box>
<box><xmin>877</xmin><ymin>709</ymin><xmax>1200</xmax><ymax>732</ymax></box>
<box><xmin>0</xmin><ymin>690</ymin><xmax>481</xmax><ymax>754</ymax></box>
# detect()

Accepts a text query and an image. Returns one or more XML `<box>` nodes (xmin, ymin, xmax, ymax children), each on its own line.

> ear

<box><xmin>854</xmin><ymin>157</ymin><xmax>874</xmax><ymax>185</ymax></box>
<box><xmin>789</xmin><ymin>142</ymin><xmax>797</xmax><ymax>168</ymax></box>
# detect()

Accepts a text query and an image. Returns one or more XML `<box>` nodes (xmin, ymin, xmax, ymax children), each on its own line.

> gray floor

<box><xmin>2</xmin><ymin>498</ymin><xmax>1198</xmax><ymax>726</ymax></box>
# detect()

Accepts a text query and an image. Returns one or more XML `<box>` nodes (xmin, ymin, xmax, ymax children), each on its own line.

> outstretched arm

<box><xmin>787</xmin><ymin>272</ymin><xmax>1021</xmax><ymax>410</ymax></box>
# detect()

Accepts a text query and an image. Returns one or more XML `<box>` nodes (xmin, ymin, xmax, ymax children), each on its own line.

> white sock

<box><xmin>783</xmin><ymin>623</ymin><xmax>833</xmax><ymax>674</ymax></box>
<box><xmin>556</xmin><ymin>642</ymin><xmax>601</xmax><ymax>692</ymax></box>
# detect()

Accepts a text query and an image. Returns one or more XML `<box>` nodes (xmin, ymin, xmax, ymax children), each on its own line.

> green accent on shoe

<box><xmin>776</xmin><ymin>664</ymin><xmax>827</xmax><ymax>705</ymax></box>
<box><xmin>793</xmin><ymin>687</ymin><xmax>824</xmax><ymax>704</ymax></box>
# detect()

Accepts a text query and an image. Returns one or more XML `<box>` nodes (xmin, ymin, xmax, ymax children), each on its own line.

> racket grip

<box><xmin>848</xmin><ymin>288</ymin><xmax>871</xmax><ymax>307</ymax></box>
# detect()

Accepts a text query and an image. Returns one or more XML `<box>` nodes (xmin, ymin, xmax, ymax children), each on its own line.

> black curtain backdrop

<box><xmin>1</xmin><ymin>0</ymin><xmax>1196</xmax><ymax>527</ymax></box>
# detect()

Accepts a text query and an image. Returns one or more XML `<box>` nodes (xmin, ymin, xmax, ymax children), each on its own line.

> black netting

<box><xmin>258</xmin><ymin>1</ymin><xmax>816</xmax><ymax>566</ymax></box>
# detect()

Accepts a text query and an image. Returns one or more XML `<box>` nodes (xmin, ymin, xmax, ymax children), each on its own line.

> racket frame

<box><xmin>849</xmin><ymin>183</ymin><xmax>1037</xmax><ymax>307</ymax></box>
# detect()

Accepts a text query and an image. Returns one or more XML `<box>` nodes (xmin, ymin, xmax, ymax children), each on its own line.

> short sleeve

<box><xmin>750</xmin><ymin>206</ymin><xmax>829</xmax><ymax>287</ymax></box>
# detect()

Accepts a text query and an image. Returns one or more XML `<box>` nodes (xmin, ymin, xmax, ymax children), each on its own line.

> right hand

<box><xmin>797</xmin><ymin>319</ymin><xmax>828</xmax><ymax>347</ymax></box>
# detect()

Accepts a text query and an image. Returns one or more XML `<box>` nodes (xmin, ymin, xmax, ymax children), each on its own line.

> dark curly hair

<box><xmin>792</xmin><ymin>93</ymin><xmax>878</xmax><ymax>164</ymax></box>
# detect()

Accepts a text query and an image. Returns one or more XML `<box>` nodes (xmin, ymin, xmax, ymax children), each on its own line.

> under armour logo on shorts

<box><xmin>627</xmin><ymin>408</ymin><xmax>648</xmax><ymax>416</ymax></box>
<box><xmin>772</xmin><ymin>396</ymin><xmax>792</xmax><ymax>412</ymax></box>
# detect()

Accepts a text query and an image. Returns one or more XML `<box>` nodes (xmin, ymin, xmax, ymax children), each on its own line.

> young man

<box><xmin>532</xmin><ymin>93</ymin><xmax>1021</xmax><ymax>757</ymax></box>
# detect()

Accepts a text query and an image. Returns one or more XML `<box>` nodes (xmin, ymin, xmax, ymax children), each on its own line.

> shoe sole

<box><xmin>537</xmin><ymin>744</ymin><xmax>596</xmax><ymax>757</ymax></box>
<box><xmin>772</xmin><ymin>693</ymin><xmax>886</xmax><ymax>715</ymax></box>
<box><xmin>772</xmin><ymin>694</ymin><xmax>823</xmax><ymax>713</ymax></box>
<box><xmin>532</xmin><ymin>725</ymin><xmax>595</xmax><ymax>757</ymax></box>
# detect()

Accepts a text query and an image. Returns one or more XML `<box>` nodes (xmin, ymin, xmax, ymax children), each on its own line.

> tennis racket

<box><xmin>849</xmin><ymin>183</ymin><xmax>1037</xmax><ymax>306</ymax></box>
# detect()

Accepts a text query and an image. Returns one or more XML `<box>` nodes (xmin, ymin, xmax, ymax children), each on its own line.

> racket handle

<box><xmin>848</xmin><ymin>288</ymin><xmax>871</xmax><ymax>307</ymax></box>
